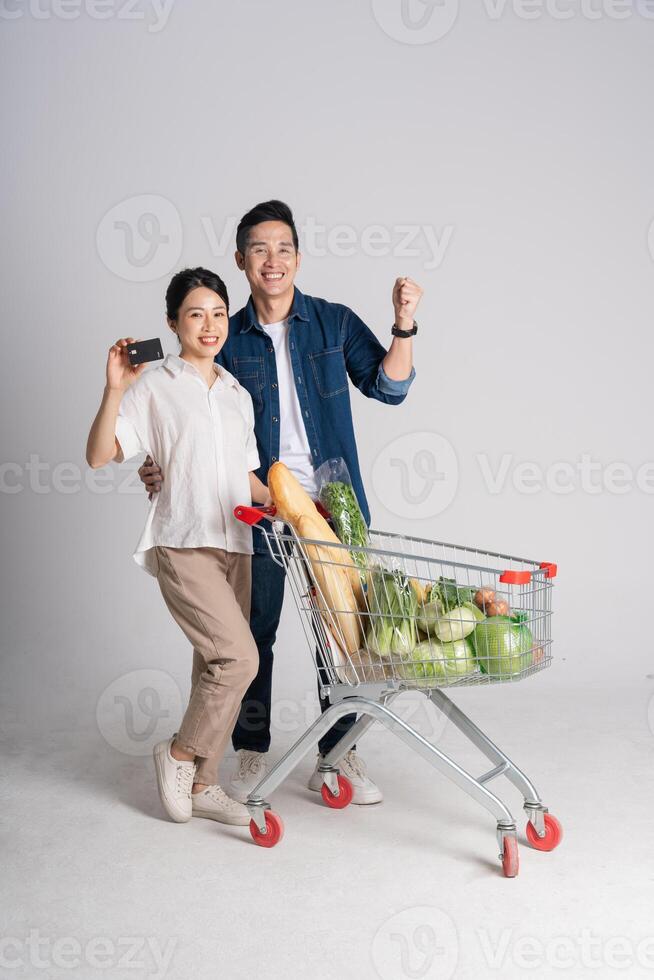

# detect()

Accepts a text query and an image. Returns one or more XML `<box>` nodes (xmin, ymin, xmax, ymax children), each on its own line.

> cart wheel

<box><xmin>526</xmin><ymin>813</ymin><xmax>563</xmax><ymax>851</ymax></box>
<box><xmin>502</xmin><ymin>836</ymin><xmax>519</xmax><ymax>878</ymax></box>
<box><xmin>249</xmin><ymin>811</ymin><xmax>284</xmax><ymax>848</ymax></box>
<box><xmin>321</xmin><ymin>774</ymin><xmax>353</xmax><ymax>809</ymax></box>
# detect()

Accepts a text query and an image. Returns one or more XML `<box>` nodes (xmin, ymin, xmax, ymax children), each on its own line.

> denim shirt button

<box><xmin>271</xmin><ymin>455</ymin><xmax>277</xmax><ymax>462</ymax></box>
<box><xmin>267</xmin><ymin>347</ymin><xmax>273</xmax><ymax>353</ymax></box>
<box><xmin>273</xmin><ymin>417</ymin><xmax>278</xmax><ymax>423</ymax></box>
<box><xmin>272</xmin><ymin>382</ymin><xmax>278</xmax><ymax>389</ymax></box>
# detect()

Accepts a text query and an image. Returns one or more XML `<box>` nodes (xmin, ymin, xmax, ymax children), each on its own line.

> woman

<box><xmin>86</xmin><ymin>268</ymin><xmax>271</xmax><ymax>827</ymax></box>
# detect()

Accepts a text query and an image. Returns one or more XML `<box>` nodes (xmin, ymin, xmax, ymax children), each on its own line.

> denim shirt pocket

<box><xmin>308</xmin><ymin>346</ymin><xmax>348</xmax><ymax>398</ymax></box>
<box><xmin>232</xmin><ymin>355</ymin><xmax>265</xmax><ymax>411</ymax></box>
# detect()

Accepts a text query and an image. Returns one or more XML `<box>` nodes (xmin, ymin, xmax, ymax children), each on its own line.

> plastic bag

<box><xmin>315</xmin><ymin>457</ymin><xmax>369</xmax><ymax>565</ymax></box>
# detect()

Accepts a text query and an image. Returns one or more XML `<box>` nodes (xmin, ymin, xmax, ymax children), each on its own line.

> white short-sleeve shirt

<box><xmin>115</xmin><ymin>353</ymin><xmax>260</xmax><ymax>576</ymax></box>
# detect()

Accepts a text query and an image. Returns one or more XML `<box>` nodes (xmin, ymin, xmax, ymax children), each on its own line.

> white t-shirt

<box><xmin>264</xmin><ymin>318</ymin><xmax>318</xmax><ymax>496</ymax></box>
<box><xmin>114</xmin><ymin>354</ymin><xmax>260</xmax><ymax>576</ymax></box>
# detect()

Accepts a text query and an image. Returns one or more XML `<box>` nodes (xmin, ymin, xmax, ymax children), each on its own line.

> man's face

<box><xmin>235</xmin><ymin>220</ymin><xmax>301</xmax><ymax>299</ymax></box>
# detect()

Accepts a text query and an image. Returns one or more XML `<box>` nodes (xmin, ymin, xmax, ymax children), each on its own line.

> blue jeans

<box><xmin>231</xmin><ymin>546</ymin><xmax>357</xmax><ymax>757</ymax></box>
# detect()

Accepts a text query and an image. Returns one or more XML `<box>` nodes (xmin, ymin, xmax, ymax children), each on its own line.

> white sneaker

<box><xmin>191</xmin><ymin>785</ymin><xmax>251</xmax><ymax>826</ymax></box>
<box><xmin>153</xmin><ymin>736</ymin><xmax>196</xmax><ymax>823</ymax></box>
<box><xmin>308</xmin><ymin>750</ymin><xmax>383</xmax><ymax>805</ymax></box>
<box><xmin>228</xmin><ymin>749</ymin><xmax>269</xmax><ymax>803</ymax></box>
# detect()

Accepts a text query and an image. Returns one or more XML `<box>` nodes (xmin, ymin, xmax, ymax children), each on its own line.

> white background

<box><xmin>1</xmin><ymin>2</ymin><xmax>653</xmax><ymax>979</ymax></box>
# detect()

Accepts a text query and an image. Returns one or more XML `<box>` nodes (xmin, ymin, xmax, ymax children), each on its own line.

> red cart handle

<box><xmin>233</xmin><ymin>505</ymin><xmax>277</xmax><ymax>526</ymax></box>
<box><xmin>233</xmin><ymin>499</ymin><xmax>331</xmax><ymax>526</ymax></box>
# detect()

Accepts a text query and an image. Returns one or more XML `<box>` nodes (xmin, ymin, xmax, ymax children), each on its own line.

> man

<box><xmin>140</xmin><ymin>200</ymin><xmax>422</xmax><ymax>804</ymax></box>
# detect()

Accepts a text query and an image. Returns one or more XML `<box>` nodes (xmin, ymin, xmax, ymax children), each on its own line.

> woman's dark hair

<box><xmin>236</xmin><ymin>199</ymin><xmax>299</xmax><ymax>255</ymax></box>
<box><xmin>165</xmin><ymin>267</ymin><xmax>229</xmax><ymax>322</ymax></box>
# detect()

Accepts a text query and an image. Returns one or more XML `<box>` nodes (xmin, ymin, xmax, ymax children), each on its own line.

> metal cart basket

<box><xmin>234</xmin><ymin>504</ymin><xmax>562</xmax><ymax>877</ymax></box>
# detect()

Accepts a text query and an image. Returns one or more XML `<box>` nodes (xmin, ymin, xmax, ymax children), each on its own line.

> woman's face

<box><xmin>169</xmin><ymin>286</ymin><xmax>228</xmax><ymax>359</ymax></box>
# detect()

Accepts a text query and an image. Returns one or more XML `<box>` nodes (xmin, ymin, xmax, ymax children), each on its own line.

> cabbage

<box><xmin>463</xmin><ymin>601</ymin><xmax>485</xmax><ymax>624</ymax></box>
<box><xmin>433</xmin><ymin>605</ymin><xmax>477</xmax><ymax>642</ymax></box>
<box><xmin>470</xmin><ymin>615</ymin><xmax>534</xmax><ymax>676</ymax></box>
<box><xmin>416</xmin><ymin>597</ymin><xmax>443</xmax><ymax>635</ymax></box>
<box><xmin>399</xmin><ymin>637</ymin><xmax>478</xmax><ymax>686</ymax></box>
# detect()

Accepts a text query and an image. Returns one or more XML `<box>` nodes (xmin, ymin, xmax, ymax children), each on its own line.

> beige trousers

<box><xmin>155</xmin><ymin>546</ymin><xmax>259</xmax><ymax>785</ymax></box>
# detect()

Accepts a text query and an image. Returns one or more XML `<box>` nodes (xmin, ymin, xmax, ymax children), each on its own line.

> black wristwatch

<box><xmin>392</xmin><ymin>320</ymin><xmax>418</xmax><ymax>338</ymax></box>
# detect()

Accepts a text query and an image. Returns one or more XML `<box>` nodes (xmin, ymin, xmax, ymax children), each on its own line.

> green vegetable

<box><xmin>417</xmin><ymin>596</ymin><xmax>444</xmax><ymax>635</ymax></box>
<box><xmin>365</xmin><ymin>567</ymin><xmax>418</xmax><ymax>660</ymax></box>
<box><xmin>470</xmin><ymin>614</ymin><xmax>534</xmax><ymax>676</ymax></box>
<box><xmin>319</xmin><ymin>481</ymin><xmax>369</xmax><ymax>566</ymax></box>
<box><xmin>433</xmin><ymin>605</ymin><xmax>477</xmax><ymax>642</ymax></box>
<box><xmin>463</xmin><ymin>601</ymin><xmax>486</xmax><ymax>624</ymax></box>
<box><xmin>399</xmin><ymin>637</ymin><xmax>478</xmax><ymax>685</ymax></box>
<box><xmin>429</xmin><ymin>576</ymin><xmax>476</xmax><ymax>613</ymax></box>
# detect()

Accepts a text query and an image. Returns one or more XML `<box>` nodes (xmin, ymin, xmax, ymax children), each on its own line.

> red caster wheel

<box><xmin>526</xmin><ymin>813</ymin><xmax>563</xmax><ymax>851</ymax></box>
<box><xmin>249</xmin><ymin>811</ymin><xmax>284</xmax><ymax>848</ymax></box>
<box><xmin>321</xmin><ymin>774</ymin><xmax>353</xmax><ymax>809</ymax></box>
<box><xmin>502</xmin><ymin>836</ymin><xmax>520</xmax><ymax>878</ymax></box>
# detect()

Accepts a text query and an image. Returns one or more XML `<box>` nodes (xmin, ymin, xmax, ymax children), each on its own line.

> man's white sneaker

<box><xmin>228</xmin><ymin>749</ymin><xmax>269</xmax><ymax>803</ymax></box>
<box><xmin>153</xmin><ymin>736</ymin><xmax>196</xmax><ymax>823</ymax></box>
<box><xmin>191</xmin><ymin>785</ymin><xmax>251</xmax><ymax>826</ymax></box>
<box><xmin>308</xmin><ymin>750</ymin><xmax>383</xmax><ymax>805</ymax></box>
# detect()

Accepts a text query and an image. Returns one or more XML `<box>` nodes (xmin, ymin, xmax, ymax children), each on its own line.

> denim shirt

<box><xmin>216</xmin><ymin>288</ymin><xmax>416</xmax><ymax>553</ymax></box>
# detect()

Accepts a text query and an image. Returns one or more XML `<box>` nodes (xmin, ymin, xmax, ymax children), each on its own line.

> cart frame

<box><xmin>234</xmin><ymin>506</ymin><xmax>562</xmax><ymax>875</ymax></box>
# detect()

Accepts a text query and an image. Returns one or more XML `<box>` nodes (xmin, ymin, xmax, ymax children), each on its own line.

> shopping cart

<box><xmin>234</xmin><ymin>503</ymin><xmax>562</xmax><ymax>877</ymax></box>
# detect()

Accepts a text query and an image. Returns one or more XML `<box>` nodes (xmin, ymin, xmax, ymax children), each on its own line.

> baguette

<box><xmin>268</xmin><ymin>462</ymin><xmax>363</xmax><ymax>653</ymax></box>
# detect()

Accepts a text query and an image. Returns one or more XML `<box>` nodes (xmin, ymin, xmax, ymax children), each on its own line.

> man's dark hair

<box><xmin>165</xmin><ymin>267</ymin><xmax>229</xmax><ymax>321</ymax></box>
<box><xmin>236</xmin><ymin>199</ymin><xmax>299</xmax><ymax>255</ymax></box>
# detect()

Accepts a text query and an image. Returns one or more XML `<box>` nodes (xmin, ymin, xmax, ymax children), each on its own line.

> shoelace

<box><xmin>205</xmin><ymin>785</ymin><xmax>242</xmax><ymax>810</ymax></box>
<box><xmin>175</xmin><ymin>763</ymin><xmax>195</xmax><ymax>796</ymax></box>
<box><xmin>342</xmin><ymin>751</ymin><xmax>367</xmax><ymax>781</ymax></box>
<box><xmin>238</xmin><ymin>752</ymin><xmax>265</xmax><ymax>778</ymax></box>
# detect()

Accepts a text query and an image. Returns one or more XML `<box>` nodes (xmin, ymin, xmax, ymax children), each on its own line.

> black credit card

<box><xmin>127</xmin><ymin>338</ymin><xmax>164</xmax><ymax>366</ymax></box>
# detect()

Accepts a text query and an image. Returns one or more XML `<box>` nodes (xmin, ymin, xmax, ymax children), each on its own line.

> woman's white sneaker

<box><xmin>308</xmin><ymin>750</ymin><xmax>383</xmax><ymax>805</ymax></box>
<box><xmin>191</xmin><ymin>785</ymin><xmax>251</xmax><ymax>825</ymax></box>
<box><xmin>228</xmin><ymin>749</ymin><xmax>269</xmax><ymax>803</ymax></box>
<box><xmin>153</xmin><ymin>737</ymin><xmax>196</xmax><ymax>823</ymax></box>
